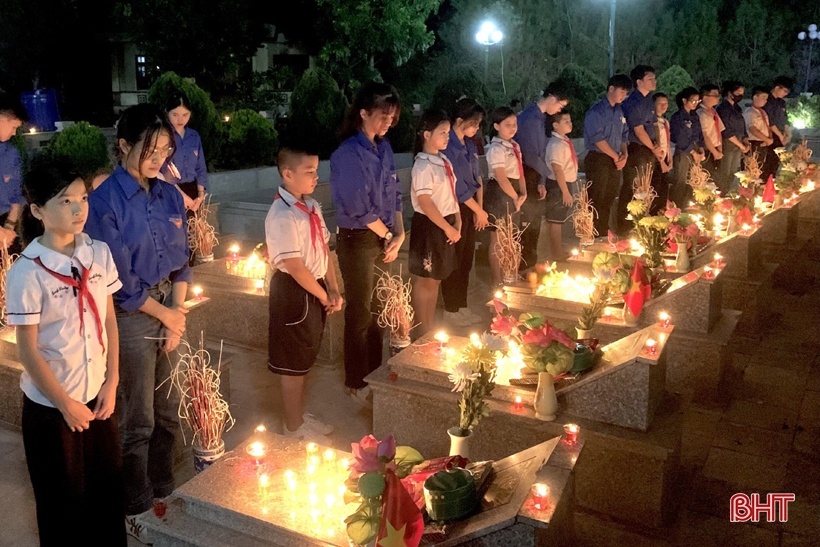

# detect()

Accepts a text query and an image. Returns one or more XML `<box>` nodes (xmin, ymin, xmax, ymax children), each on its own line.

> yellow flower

<box><xmin>627</xmin><ymin>199</ymin><xmax>647</xmax><ymax>216</ymax></box>
<box><xmin>694</xmin><ymin>188</ymin><xmax>714</xmax><ymax>204</ymax></box>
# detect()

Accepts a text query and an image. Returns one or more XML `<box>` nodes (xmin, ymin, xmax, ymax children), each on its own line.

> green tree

<box><xmin>656</xmin><ymin>65</ymin><xmax>696</xmax><ymax>114</ymax></box>
<box><xmin>553</xmin><ymin>64</ymin><xmax>605</xmax><ymax>138</ymax></box>
<box><xmin>668</xmin><ymin>0</ymin><xmax>722</xmax><ymax>85</ymax></box>
<box><xmin>222</xmin><ymin>110</ymin><xmax>278</xmax><ymax>169</ymax></box>
<box><xmin>147</xmin><ymin>72</ymin><xmax>224</xmax><ymax>169</ymax></box>
<box><xmin>43</xmin><ymin>122</ymin><xmax>112</xmax><ymax>184</ymax></box>
<box><xmin>430</xmin><ymin>65</ymin><xmax>495</xmax><ymax>115</ymax></box>
<box><xmin>720</xmin><ymin>0</ymin><xmax>790</xmax><ymax>85</ymax></box>
<box><xmin>286</xmin><ymin>68</ymin><xmax>349</xmax><ymax>159</ymax></box>
<box><xmin>314</xmin><ymin>0</ymin><xmax>443</xmax><ymax>86</ymax></box>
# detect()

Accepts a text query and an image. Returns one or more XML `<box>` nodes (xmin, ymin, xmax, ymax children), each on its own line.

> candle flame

<box><xmin>434</xmin><ymin>331</ymin><xmax>450</xmax><ymax>344</ymax></box>
<box><xmin>494</xmin><ymin>290</ymin><xmax>503</xmax><ymax>299</ymax></box>
<box><xmin>659</xmin><ymin>311</ymin><xmax>669</xmax><ymax>321</ymax></box>
<box><xmin>230</xmin><ymin>244</ymin><xmax>240</xmax><ymax>254</ymax></box>
<box><xmin>534</xmin><ymin>483</ymin><xmax>549</xmax><ymax>496</ymax></box>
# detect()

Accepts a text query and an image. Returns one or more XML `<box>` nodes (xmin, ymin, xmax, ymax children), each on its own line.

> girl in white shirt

<box><xmin>409</xmin><ymin>110</ymin><xmax>461</xmax><ymax>336</ymax></box>
<box><xmin>6</xmin><ymin>159</ymin><xmax>125</xmax><ymax>546</ymax></box>
<box><xmin>484</xmin><ymin>107</ymin><xmax>525</xmax><ymax>286</ymax></box>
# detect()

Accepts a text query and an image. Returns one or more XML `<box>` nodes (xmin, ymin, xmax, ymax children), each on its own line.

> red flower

<box><xmin>491</xmin><ymin>314</ymin><xmax>518</xmax><ymax>336</ymax></box>
<box><xmin>548</xmin><ymin>325</ymin><xmax>576</xmax><ymax>349</ymax></box>
<box><xmin>350</xmin><ymin>435</ymin><xmax>382</xmax><ymax>476</ymax></box>
<box><xmin>738</xmin><ymin>186</ymin><xmax>754</xmax><ymax>200</ymax></box>
<box><xmin>522</xmin><ymin>326</ymin><xmax>549</xmax><ymax>346</ymax></box>
<box><xmin>715</xmin><ymin>198</ymin><xmax>735</xmax><ymax>214</ymax></box>
<box><xmin>492</xmin><ymin>298</ymin><xmax>508</xmax><ymax>315</ymax></box>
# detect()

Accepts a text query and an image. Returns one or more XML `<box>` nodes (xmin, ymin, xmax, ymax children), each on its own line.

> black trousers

<box><xmin>761</xmin><ymin>134</ymin><xmax>782</xmax><ymax>182</ymax></box>
<box><xmin>441</xmin><ymin>201</ymin><xmax>476</xmax><ymax>313</ymax></box>
<box><xmin>584</xmin><ymin>150</ymin><xmax>622</xmax><ymax>236</ymax></box>
<box><xmin>617</xmin><ymin>143</ymin><xmax>658</xmax><ymax>234</ymax></box>
<box><xmin>337</xmin><ymin>228</ymin><xmax>385</xmax><ymax>389</ymax></box>
<box><xmin>22</xmin><ymin>395</ymin><xmax>127</xmax><ymax>547</ymax></box>
<box><xmin>519</xmin><ymin>165</ymin><xmax>543</xmax><ymax>270</ymax></box>
<box><xmin>650</xmin><ymin>163</ymin><xmax>672</xmax><ymax>215</ymax></box>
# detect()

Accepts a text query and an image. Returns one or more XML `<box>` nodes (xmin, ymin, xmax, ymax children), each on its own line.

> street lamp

<box><xmin>608</xmin><ymin>0</ymin><xmax>617</xmax><ymax>77</ymax></box>
<box><xmin>798</xmin><ymin>23</ymin><xmax>819</xmax><ymax>93</ymax></box>
<box><xmin>476</xmin><ymin>21</ymin><xmax>503</xmax><ymax>83</ymax></box>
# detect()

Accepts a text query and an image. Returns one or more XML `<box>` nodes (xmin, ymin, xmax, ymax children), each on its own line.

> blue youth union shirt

<box><xmin>670</xmin><ymin>109</ymin><xmax>703</xmax><ymax>154</ymax></box>
<box><xmin>515</xmin><ymin>103</ymin><xmax>548</xmax><ymax>185</ymax></box>
<box><xmin>0</xmin><ymin>141</ymin><xmax>23</xmax><ymax>215</ymax></box>
<box><xmin>621</xmin><ymin>90</ymin><xmax>657</xmax><ymax>145</ymax></box>
<box><xmin>442</xmin><ymin>129</ymin><xmax>481</xmax><ymax>204</ymax></box>
<box><xmin>166</xmin><ymin>128</ymin><xmax>209</xmax><ymax>190</ymax></box>
<box><xmin>330</xmin><ymin>131</ymin><xmax>401</xmax><ymax>230</ymax></box>
<box><xmin>85</xmin><ymin>165</ymin><xmax>192</xmax><ymax>312</ymax></box>
<box><xmin>583</xmin><ymin>98</ymin><xmax>629</xmax><ymax>153</ymax></box>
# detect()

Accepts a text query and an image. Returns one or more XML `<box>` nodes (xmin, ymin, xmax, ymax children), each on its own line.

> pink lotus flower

<box><xmin>377</xmin><ymin>434</ymin><xmax>396</xmax><ymax>462</ymax></box>
<box><xmin>549</xmin><ymin>324</ymin><xmax>576</xmax><ymax>349</ymax></box>
<box><xmin>664</xmin><ymin>206</ymin><xmax>681</xmax><ymax>220</ymax></box>
<box><xmin>738</xmin><ymin>186</ymin><xmax>754</xmax><ymax>200</ymax></box>
<box><xmin>492</xmin><ymin>298</ymin><xmax>508</xmax><ymax>315</ymax></box>
<box><xmin>522</xmin><ymin>326</ymin><xmax>549</xmax><ymax>346</ymax></box>
<box><xmin>351</xmin><ymin>434</ymin><xmax>390</xmax><ymax>476</ymax></box>
<box><xmin>521</xmin><ymin>324</ymin><xmax>575</xmax><ymax>349</ymax></box>
<box><xmin>491</xmin><ymin>314</ymin><xmax>518</xmax><ymax>336</ymax></box>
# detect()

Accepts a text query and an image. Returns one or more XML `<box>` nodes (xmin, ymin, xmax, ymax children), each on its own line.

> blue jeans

<box><xmin>116</xmin><ymin>282</ymin><xmax>181</xmax><ymax>515</ymax></box>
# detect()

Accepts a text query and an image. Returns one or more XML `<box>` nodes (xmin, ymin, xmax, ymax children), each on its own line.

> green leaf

<box><xmin>394</xmin><ymin>446</ymin><xmax>425</xmax><ymax>478</ymax></box>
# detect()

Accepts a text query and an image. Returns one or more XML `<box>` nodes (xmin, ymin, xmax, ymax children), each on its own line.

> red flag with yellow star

<box><xmin>762</xmin><ymin>174</ymin><xmax>776</xmax><ymax>203</ymax></box>
<box><xmin>623</xmin><ymin>258</ymin><xmax>652</xmax><ymax>318</ymax></box>
<box><xmin>376</xmin><ymin>468</ymin><xmax>423</xmax><ymax>547</ymax></box>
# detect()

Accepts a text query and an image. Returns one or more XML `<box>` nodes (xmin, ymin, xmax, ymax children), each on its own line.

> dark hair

<box><xmin>773</xmin><ymin>76</ymin><xmax>794</xmax><ymax>90</ymax></box>
<box><xmin>630</xmin><ymin>65</ymin><xmax>655</xmax><ymax>86</ymax></box>
<box><xmin>413</xmin><ymin>109</ymin><xmax>450</xmax><ymax>155</ymax></box>
<box><xmin>165</xmin><ymin>92</ymin><xmax>192</xmax><ymax>113</ymax></box>
<box><xmin>752</xmin><ymin>86</ymin><xmax>769</xmax><ymax>97</ymax></box>
<box><xmin>0</xmin><ymin>94</ymin><xmax>28</xmax><ymax>122</ymax></box>
<box><xmin>543</xmin><ymin>80</ymin><xmax>571</xmax><ymax>102</ymax></box>
<box><xmin>699</xmin><ymin>83</ymin><xmax>720</xmax><ymax>97</ymax></box>
<box><xmin>608</xmin><ymin>74</ymin><xmax>633</xmax><ymax>92</ymax></box>
<box><xmin>652</xmin><ymin>92</ymin><xmax>668</xmax><ymax>102</ymax></box>
<box><xmin>20</xmin><ymin>157</ymin><xmax>84</xmax><ymax>246</ymax></box>
<box><xmin>491</xmin><ymin>106</ymin><xmax>516</xmax><ymax>126</ymax></box>
<box><xmin>721</xmin><ymin>80</ymin><xmax>744</xmax><ymax>97</ymax></box>
<box><xmin>675</xmin><ymin>87</ymin><xmax>700</xmax><ymax>109</ymax></box>
<box><xmin>115</xmin><ymin>103</ymin><xmax>175</xmax><ymax>168</ymax></box>
<box><xmin>451</xmin><ymin>98</ymin><xmax>485</xmax><ymax>126</ymax></box>
<box><xmin>277</xmin><ymin>147</ymin><xmax>318</xmax><ymax>178</ymax></box>
<box><xmin>339</xmin><ymin>81</ymin><xmax>401</xmax><ymax>140</ymax></box>
<box><xmin>550</xmin><ymin>111</ymin><xmax>571</xmax><ymax>128</ymax></box>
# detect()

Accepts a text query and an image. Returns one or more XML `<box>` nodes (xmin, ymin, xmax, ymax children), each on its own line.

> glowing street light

<box><xmin>798</xmin><ymin>24</ymin><xmax>819</xmax><ymax>93</ymax></box>
<box><xmin>475</xmin><ymin>21</ymin><xmax>503</xmax><ymax>85</ymax></box>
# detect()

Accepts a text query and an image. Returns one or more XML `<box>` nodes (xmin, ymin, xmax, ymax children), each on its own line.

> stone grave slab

<box><xmin>721</xmin><ymin>262</ymin><xmax>777</xmax><ymax>336</ymax></box>
<box><xmin>144</xmin><ymin>431</ymin><xmax>580</xmax><ymax>546</ymax></box>
<box><xmin>368</xmin><ymin>359</ymin><xmax>682</xmax><ymax>529</ymax></box>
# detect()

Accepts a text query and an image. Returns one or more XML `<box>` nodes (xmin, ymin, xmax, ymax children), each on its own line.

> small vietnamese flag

<box><xmin>762</xmin><ymin>174</ymin><xmax>776</xmax><ymax>203</ymax></box>
<box><xmin>623</xmin><ymin>258</ymin><xmax>652</xmax><ymax>318</ymax></box>
<box><xmin>736</xmin><ymin>205</ymin><xmax>754</xmax><ymax>227</ymax></box>
<box><xmin>376</xmin><ymin>468</ymin><xmax>423</xmax><ymax>547</ymax></box>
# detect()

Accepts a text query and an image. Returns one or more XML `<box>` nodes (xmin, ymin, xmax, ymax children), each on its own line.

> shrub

<box><xmin>430</xmin><ymin>65</ymin><xmax>494</xmax><ymax>118</ymax></box>
<box><xmin>552</xmin><ymin>64</ymin><xmax>605</xmax><ymax>138</ymax></box>
<box><xmin>42</xmin><ymin>122</ymin><xmax>111</xmax><ymax>184</ymax></box>
<box><xmin>385</xmin><ymin>105</ymin><xmax>417</xmax><ymax>154</ymax></box>
<box><xmin>788</xmin><ymin>95</ymin><xmax>820</xmax><ymax>132</ymax></box>
<box><xmin>221</xmin><ymin>109</ymin><xmax>278</xmax><ymax>169</ymax></box>
<box><xmin>286</xmin><ymin>68</ymin><xmax>348</xmax><ymax>159</ymax></box>
<box><xmin>148</xmin><ymin>72</ymin><xmax>224</xmax><ymax>168</ymax></box>
<box><xmin>656</xmin><ymin>65</ymin><xmax>696</xmax><ymax>114</ymax></box>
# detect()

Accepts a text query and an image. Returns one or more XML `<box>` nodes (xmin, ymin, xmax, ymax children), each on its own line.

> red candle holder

<box><xmin>703</xmin><ymin>266</ymin><xmax>715</xmax><ymax>279</ymax></box>
<box><xmin>563</xmin><ymin>423</ymin><xmax>579</xmax><ymax>445</ymax></box>
<box><xmin>658</xmin><ymin>312</ymin><xmax>671</xmax><ymax>329</ymax></box>
<box><xmin>512</xmin><ymin>396</ymin><xmax>524</xmax><ymax>412</ymax></box>
<box><xmin>643</xmin><ymin>339</ymin><xmax>657</xmax><ymax>356</ymax></box>
<box><xmin>530</xmin><ymin>483</ymin><xmax>550</xmax><ymax>511</ymax></box>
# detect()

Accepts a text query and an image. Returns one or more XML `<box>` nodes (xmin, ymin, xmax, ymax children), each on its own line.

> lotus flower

<box><xmin>377</xmin><ymin>434</ymin><xmax>396</xmax><ymax>462</ymax></box>
<box><xmin>492</xmin><ymin>298</ymin><xmax>509</xmax><ymax>315</ymax></box>
<box><xmin>738</xmin><ymin>186</ymin><xmax>755</xmax><ymax>200</ymax></box>
<box><xmin>664</xmin><ymin>205</ymin><xmax>681</xmax><ymax>220</ymax></box>
<box><xmin>491</xmin><ymin>314</ymin><xmax>518</xmax><ymax>336</ymax></box>
<box><xmin>351</xmin><ymin>435</ymin><xmax>382</xmax><ymax>475</ymax></box>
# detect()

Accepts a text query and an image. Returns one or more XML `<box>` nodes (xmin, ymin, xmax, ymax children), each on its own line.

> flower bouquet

<box><xmin>634</xmin><ymin>215</ymin><xmax>671</xmax><ymax>269</ymax></box>
<box><xmin>687</xmin><ymin>162</ymin><xmax>719</xmax><ymax>231</ymax></box>
<box><xmin>664</xmin><ymin>203</ymin><xmax>701</xmax><ymax>251</ymax></box>
<box><xmin>626</xmin><ymin>164</ymin><xmax>657</xmax><ymax>223</ymax></box>
<box><xmin>448</xmin><ymin>333</ymin><xmax>502</xmax><ymax>438</ymax></box>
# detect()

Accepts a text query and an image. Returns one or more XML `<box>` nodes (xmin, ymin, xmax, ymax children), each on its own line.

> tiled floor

<box><xmin>1</xmin><ymin>231</ymin><xmax>817</xmax><ymax>546</ymax></box>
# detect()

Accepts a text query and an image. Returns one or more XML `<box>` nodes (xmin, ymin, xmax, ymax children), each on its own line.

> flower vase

<box><xmin>576</xmin><ymin>327</ymin><xmax>593</xmax><ymax>340</ymax></box>
<box><xmin>192</xmin><ymin>441</ymin><xmax>225</xmax><ymax>474</ymax></box>
<box><xmin>675</xmin><ymin>243</ymin><xmax>690</xmax><ymax>272</ymax></box>
<box><xmin>534</xmin><ymin>372</ymin><xmax>558</xmax><ymax>421</ymax></box>
<box><xmin>622</xmin><ymin>303</ymin><xmax>639</xmax><ymax>326</ymax></box>
<box><xmin>196</xmin><ymin>253</ymin><xmax>214</xmax><ymax>265</ymax></box>
<box><xmin>502</xmin><ymin>272</ymin><xmax>517</xmax><ymax>285</ymax></box>
<box><xmin>447</xmin><ymin>427</ymin><xmax>471</xmax><ymax>458</ymax></box>
<box><xmin>389</xmin><ymin>336</ymin><xmax>411</xmax><ymax>356</ymax></box>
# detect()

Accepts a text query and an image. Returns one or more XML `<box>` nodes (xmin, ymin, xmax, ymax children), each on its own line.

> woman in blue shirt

<box><xmin>85</xmin><ymin>104</ymin><xmax>191</xmax><ymax>541</ymax></box>
<box><xmin>670</xmin><ymin>87</ymin><xmax>706</xmax><ymax>206</ymax></box>
<box><xmin>330</xmin><ymin>82</ymin><xmax>403</xmax><ymax>407</ymax></box>
<box><xmin>163</xmin><ymin>93</ymin><xmax>209</xmax><ymax>212</ymax></box>
<box><xmin>440</xmin><ymin>98</ymin><xmax>487</xmax><ymax>327</ymax></box>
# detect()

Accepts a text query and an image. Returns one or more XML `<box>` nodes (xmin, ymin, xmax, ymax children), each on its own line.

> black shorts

<box><xmin>268</xmin><ymin>272</ymin><xmax>327</xmax><ymax>376</ymax></box>
<box><xmin>484</xmin><ymin>179</ymin><xmax>522</xmax><ymax>228</ymax></box>
<box><xmin>544</xmin><ymin>178</ymin><xmax>578</xmax><ymax>223</ymax></box>
<box><xmin>409</xmin><ymin>212</ymin><xmax>457</xmax><ymax>280</ymax></box>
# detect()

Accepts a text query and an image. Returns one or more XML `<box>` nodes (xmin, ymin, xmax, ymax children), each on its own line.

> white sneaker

<box><xmin>303</xmin><ymin>413</ymin><xmax>334</xmax><ymax>435</ymax></box>
<box><xmin>282</xmin><ymin>422</ymin><xmax>331</xmax><ymax>445</ymax></box>
<box><xmin>125</xmin><ymin>512</ymin><xmax>152</xmax><ymax>545</ymax></box>
<box><xmin>444</xmin><ymin>310</ymin><xmax>473</xmax><ymax>327</ymax></box>
<box><xmin>347</xmin><ymin>385</ymin><xmax>373</xmax><ymax>410</ymax></box>
<box><xmin>458</xmin><ymin>308</ymin><xmax>485</xmax><ymax>325</ymax></box>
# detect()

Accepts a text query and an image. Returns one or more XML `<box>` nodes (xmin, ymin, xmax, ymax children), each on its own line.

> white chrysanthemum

<box><xmin>448</xmin><ymin>362</ymin><xmax>479</xmax><ymax>392</ymax></box>
<box><xmin>480</xmin><ymin>332</ymin><xmax>506</xmax><ymax>352</ymax></box>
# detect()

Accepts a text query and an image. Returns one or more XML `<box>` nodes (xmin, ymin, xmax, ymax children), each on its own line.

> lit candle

<box><xmin>645</xmin><ymin>338</ymin><xmax>657</xmax><ymax>356</ymax></box>
<box><xmin>246</xmin><ymin>441</ymin><xmax>267</xmax><ymax>464</ymax></box>
<box><xmin>512</xmin><ymin>396</ymin><xmax>523</xmax><ymax>412</ymax></box>
<box><xmin>434</xmin><ymin>331</ymin><xmax>450</xmax><ymax>349</ymax></box>
<box><xmin>658</xmin><ymin>311</ymin><xmax>670</xmax><ymax>329</ymax></box>
<box><xmin>714</xmin><ymin>253</ymin><xmax>724</xmax><ymax>267</ymax></box>
<box><xmin>255</xmin><ymin>279</ymin><xmax>265</xmax><ymax>293</ymax></box>
<box><xmin>530</xmin><ymin>483</ymin><xmax>550</xmax><ymax>511</ymax></box>
<box><xmin>258</xmin><ymin>473</ymin><xmax>270</xmax><ymax>497</ymax></box>
<box><xmin>307</xmin><ymin>463</ymin><xmax>317</xmax><ymax>476</ymax></box>
<box><xmin>337</xmin><ymin>458</ymin><xmax>350</xmax><ymax>475</ymax></box>
<box><xmin>571</xmin><ymin>249</ymin><xmax>579</xmax><ymax>258</ymax></box>
<box><xmin>284</xmin><ymin>470</ymin><xmax>297</xmax><ymax>491</ymax></box>
<box><xmin>703</xmin><ymin>266</ymin><xmax>714</xmax><ymax>279</ymax></box>
<box><xmin>324</xmin><ymin>493</ymin><xmax>336</xmax><ymax>509</ymax></box>
<box><xmin>323</xmin><ymin>449</ymin><xmax>336</xmax><ymax>468</ymax></box>
<box><xmin>494</xmin><ymin>290</ymin><xmax>503</xmax><ymax>299</ymax></box>
<box><xmin>603</xmin><ymin>308</ymin><xmax>612</xmax><ymax>322</ymax></box>
<box><xmin>306</xmin><ymin>442</ymin><xmax>319</xmax><ymax>460</ymax></box>
<box><xmin>192</xmin><ymin>285</ymin><xmax>203</xmax><ymax>301</ymax></box>
<box><xmin>563</xmin><ymin>423</ymin><xmax>579</xmax><ymax>445</ymax></box>
<box><xmin>742</xmin><ymin>223</ymin><xmax>752</xmax><ymax>235</ymax></box>
<box><xmin>470</xmin><ymin>332</ymin><xmax>481</xmax><ymax>348</ymax></box>
<box><xmin>230</xmin><ymin>244</ymin><xmax>240</xmax><ymax>263</ymax></box>
<box><xmin>254</xmin><ymin>424</ymin><xmax>266</xmax><ymax>433</ymax></box>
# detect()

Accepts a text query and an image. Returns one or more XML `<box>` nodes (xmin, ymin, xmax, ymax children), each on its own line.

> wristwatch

<box><xmin>383</xmin><ymin>231</ymin><xmax>394</xmax><ymax>243</ymax></box>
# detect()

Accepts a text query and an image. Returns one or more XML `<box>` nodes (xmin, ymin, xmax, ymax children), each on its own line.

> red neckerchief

<box><xmin>511</xmin><ymin>141</ymin><xmax>525</xmax><ymax>180</ymax></box>
<box><xmin>564</xmin><ymin>137</ymin><xmax>578</xmax><ymax>168</ymax></box>
<box><xmin>275</xmin><ymin>192</ymin><xmax>327</xmax><ymax>260</ymax></box>
<box><xmin>441</xmin><ymin>156</ymin><xmax>458</xmax><ymax>203</ymax></box>
<box><xmin>34</xmin><ymin>257</ymin><xmax>105</xmax><ymax>353</ymax></box>
<box><xmin>710</xmin><ymin>108</ymin><xmax>722</xmax><ymax>145</ymax></box>
<box><xmin>753</xmin><ymin>106</ymin><xmax>770</xmax><ymax>136</ymax></box>
<box><xmin>662</xmin><ymin>118</ymin><xmax>671</xmax><ymax>156</ymax></box>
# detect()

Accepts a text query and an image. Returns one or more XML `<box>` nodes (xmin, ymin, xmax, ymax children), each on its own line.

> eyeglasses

<box><xmin>688</xmin><ymin>98</ymin><xmax>702</xmax><ymax>104</ymax></box>
<box><xmin>145</xmin><ymin>146</ymin><xmax>174</xmax><ymax>159</ymax></box>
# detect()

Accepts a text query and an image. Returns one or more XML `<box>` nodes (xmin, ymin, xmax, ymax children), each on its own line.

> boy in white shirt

<box><xmin>544</xmin><ymin>112</ymin><xmax>578</xmax><ymax>262</ymax></box>
<box><xmin>265</xmin><ymin>147</ymin><xmax>343</xmax><ymax>445</ymax></box>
